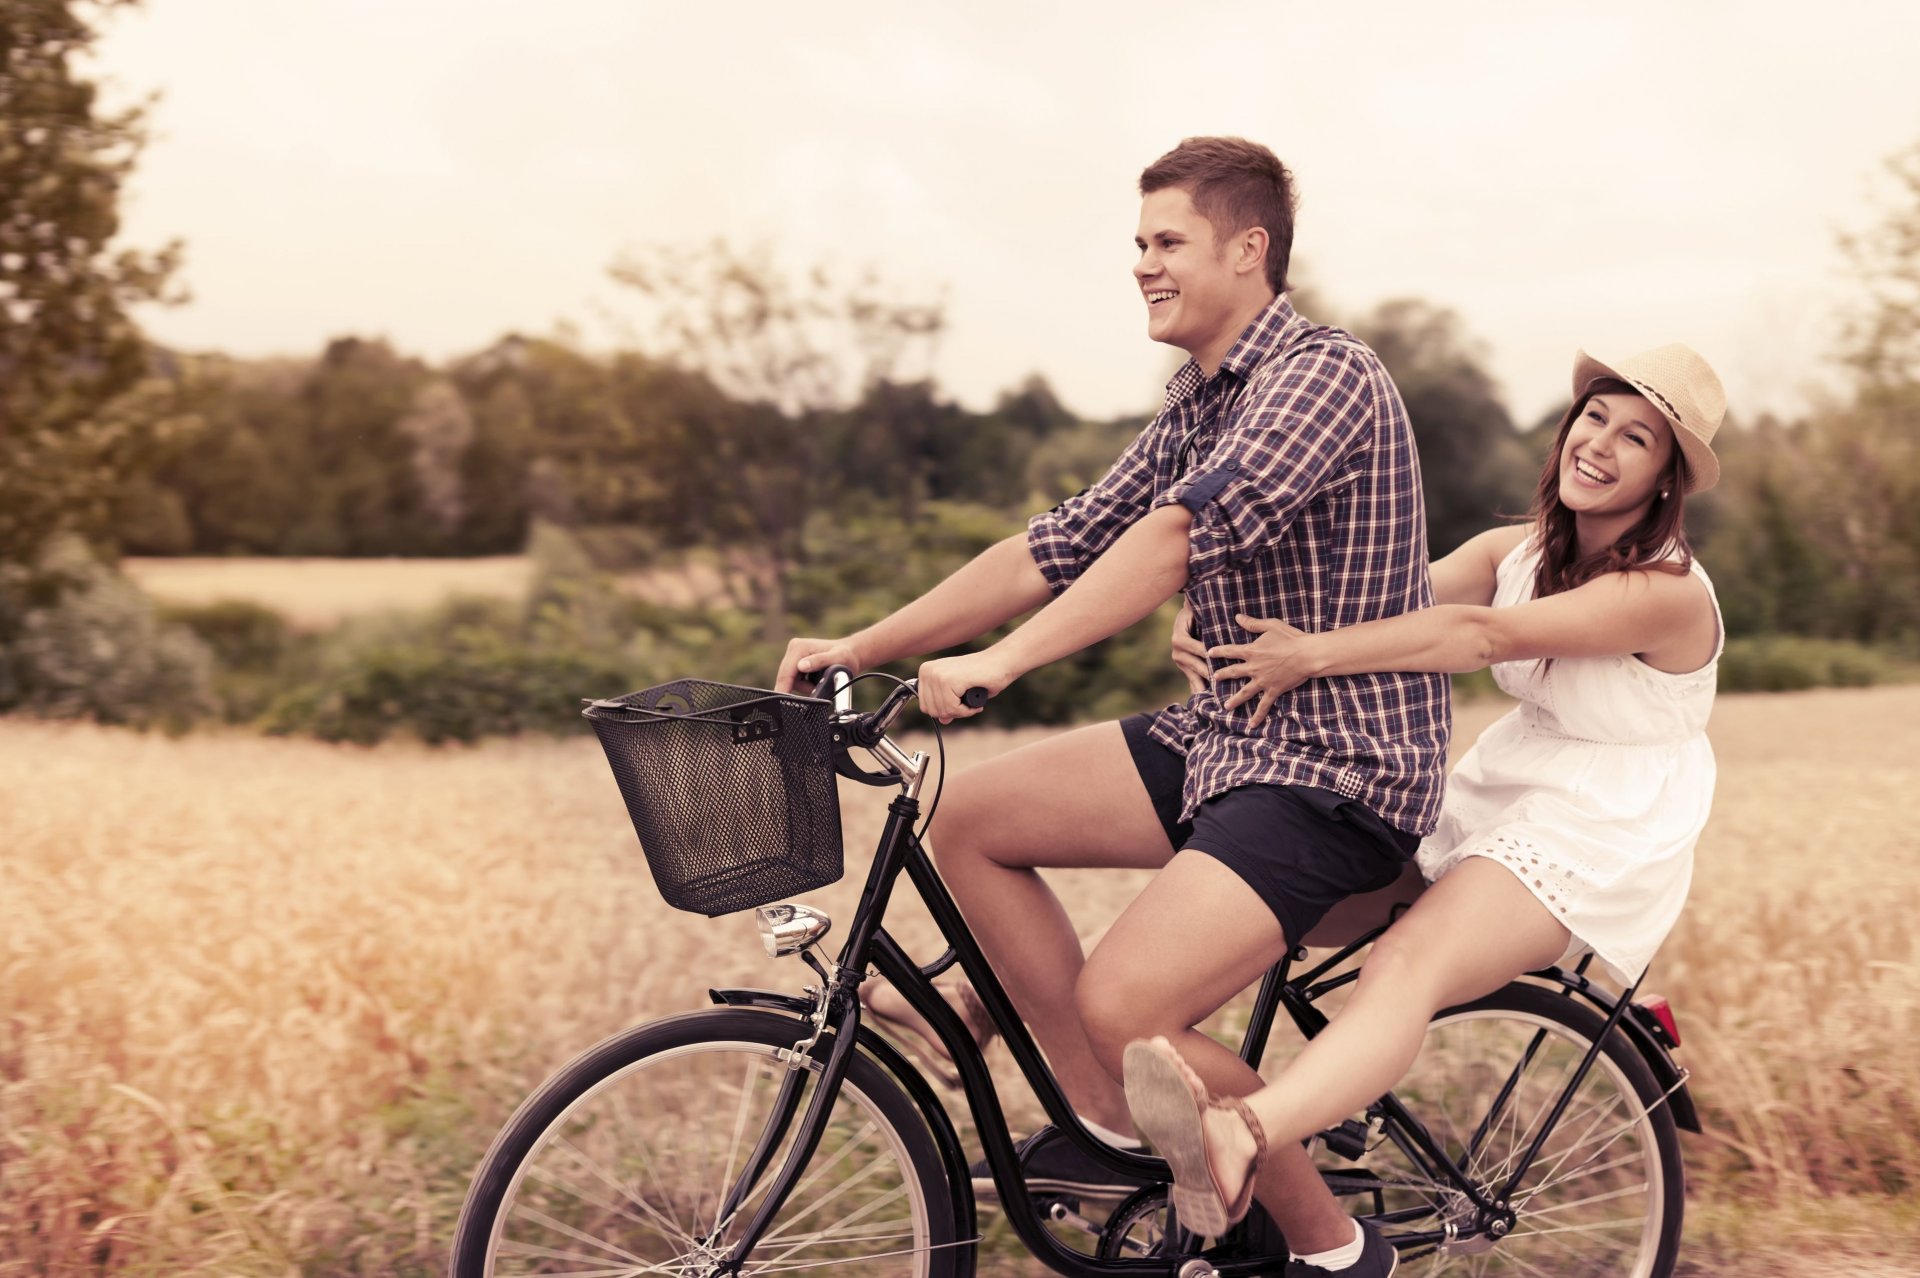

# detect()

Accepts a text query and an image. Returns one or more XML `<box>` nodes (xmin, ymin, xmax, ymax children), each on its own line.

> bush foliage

<box><xmin>0</xmin><ymin>535</ymin><xmax>214</xmax><ymax>729</ymax></box>
<box><xmin>1717</xmin><ymin>636</ymin><xmax>1895</xmax><ymax>693</ymax></box>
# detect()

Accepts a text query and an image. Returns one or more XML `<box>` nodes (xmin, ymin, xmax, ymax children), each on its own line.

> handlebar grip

<box><xmin>961</xmin><ymin>687</ymin><xmax>990</xmax><ymax>709</ymax></box>
<box><xmin>810</xmin><ymin>664</ymin><xmax>856</xmax><ymax>708</ymax></box>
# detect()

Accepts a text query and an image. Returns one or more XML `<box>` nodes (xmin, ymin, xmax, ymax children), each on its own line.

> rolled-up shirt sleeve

<box><xmin>1153</xmin><ymin>344</ymin><xmax>1375</xmax><ymax>583</ymax></box>
<box><xmin>1026</xmin><ymin>423</ymin><xmax>1165</xmax><ymax>597</ymax></box>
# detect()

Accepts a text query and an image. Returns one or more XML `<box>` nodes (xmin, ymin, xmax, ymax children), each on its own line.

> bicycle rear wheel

<box><xmin>449</xmin><ymin>1007</ymin><xmax>962</xmax><ymax>1277</ymax></box>
<box><xmin>1331</xmin><ymin>981</ymin><xmax>1684</xmax><ymax>1278</ymax></box>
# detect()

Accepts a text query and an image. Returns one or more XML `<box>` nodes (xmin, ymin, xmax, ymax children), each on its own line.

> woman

<box><xmin>1128</xmin><ymin>344</ymin><xmax>1726</xmax><ymax>1264</ymax></box>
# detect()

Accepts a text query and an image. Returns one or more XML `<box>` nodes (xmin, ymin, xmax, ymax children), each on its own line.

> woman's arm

<box><xmin>1430</xmin><ymin>526</ymin><xmax>1528</xmax><ymax>606</ymax></box>
<box><xmin>1209</xmin><ymin>566</ymin><xmax>1713</xmax><ymax>727</ymax></box>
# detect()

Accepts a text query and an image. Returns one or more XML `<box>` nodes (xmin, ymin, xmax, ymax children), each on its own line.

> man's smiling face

<box><xmin>1133</xmin><ymin>186</ymin><xmax>1245</xmax><ymax>361</ymax></box>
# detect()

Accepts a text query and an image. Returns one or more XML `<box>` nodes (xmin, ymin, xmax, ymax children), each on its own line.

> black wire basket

<box><xmin>583</xmin><ymin>679</ymin><xmax>845</xmax><ymax>917</ymax></box>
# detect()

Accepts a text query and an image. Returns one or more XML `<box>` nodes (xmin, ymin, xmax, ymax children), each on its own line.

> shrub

<box><xmin>0</xmin><ymin>535</ymin><xmax>215</xmax><ymax>730</ymax></box>
<box><xmin>159</xmin><ymin>598</ymin><xmax>293</xmax><ymax>672</ymax></box>
<box><xmin>261</xmin><ymin>627</ymin><xmax>629</xmax><ymax>745</ymax></box>
<box><xmin>1717</xmin><ymin>636</ymin><xmax>1894</xmax><ymax>693</ymax></box>
<box><xmin>159</xmin><ymin>599</ymin><xmax>309</xmax><ymax>723</ymax></box>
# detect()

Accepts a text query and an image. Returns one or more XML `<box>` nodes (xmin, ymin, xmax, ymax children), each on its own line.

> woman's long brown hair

<box><xmin>1529</xmin><ymin>377</ymin><xmax>1693</xmax><ymax>602</ymax></box>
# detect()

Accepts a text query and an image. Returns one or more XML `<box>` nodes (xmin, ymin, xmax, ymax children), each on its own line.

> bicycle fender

<box><xmin>1620</xmin><ymin>1005</ymin><xmax>1702</xmax><ymax>1134</ymax></box>
<box><xmin>707</xmin><ymin>986</ymin><xmax>980</xmax><ymax>1270</ymax></box>
<box><xmin>1538</xmin><ymin>978</ymin><xmax>1702</xmax><ymax>1134</ymax></box>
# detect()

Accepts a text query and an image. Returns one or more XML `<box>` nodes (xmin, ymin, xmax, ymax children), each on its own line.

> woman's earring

<box><xmin>1659</xmin><ymin>488</ymin><xmax>1671</xmax><ymax>500</ymax></box>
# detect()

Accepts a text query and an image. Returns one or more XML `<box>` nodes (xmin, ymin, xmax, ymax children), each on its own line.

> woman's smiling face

<box><xmin>1557</xmin><ymin>391</ymin><xmax>1678</xmax><ymax>516</ymax></box>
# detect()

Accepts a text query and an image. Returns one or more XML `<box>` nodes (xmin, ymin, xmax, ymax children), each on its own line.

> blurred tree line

<box><xmin>4</xmin><ymin>0</ymin><xmax>1917</xmax><ymax>737</ymax></box>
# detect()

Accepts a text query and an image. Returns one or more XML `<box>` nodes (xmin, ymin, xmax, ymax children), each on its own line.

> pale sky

<box><xmin>94</xmin><ymin>0</ymin><xmax>1920</xmax><ymax>426</ymax></box>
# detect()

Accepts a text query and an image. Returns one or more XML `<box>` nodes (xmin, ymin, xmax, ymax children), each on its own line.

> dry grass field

<box><xmin>123</xmin><ymin>555</ymin><xmax>730</xmax><ymax>628</ymax></box>
<box><xmin>5</xmin><ymin>688</ymin><xmax>1919</xmax><ymax>1276</ymax></box>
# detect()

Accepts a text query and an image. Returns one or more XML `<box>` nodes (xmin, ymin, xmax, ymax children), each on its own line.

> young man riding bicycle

<box><xmin>775</xmin><ymin>135</ymin><xmax>1447</xmax><ymax>1277</ymax></box>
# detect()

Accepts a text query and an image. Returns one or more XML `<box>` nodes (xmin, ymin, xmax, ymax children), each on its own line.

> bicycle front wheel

<box><xmin>450</xmin><ymin>1007</ymin><xmax>962</xmax><ymax>1277</ymax></box>
<box><xmin>1336</xmin><ymin>981</ymin><xmax>1684</xmax><ymax>1278</ymax></box>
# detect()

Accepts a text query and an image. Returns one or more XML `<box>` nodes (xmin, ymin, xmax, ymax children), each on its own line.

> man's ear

<box><xmin>1235</xmin><ymin>226</ymin><xmax>1269</xmax><ymax>278</ymax></box>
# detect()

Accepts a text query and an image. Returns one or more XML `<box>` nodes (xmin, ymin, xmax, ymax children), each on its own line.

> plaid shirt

<box><xmin>1026</xmin><ymin>296</ymin><xmax>1449</xmax><ymax>834</ymax></box>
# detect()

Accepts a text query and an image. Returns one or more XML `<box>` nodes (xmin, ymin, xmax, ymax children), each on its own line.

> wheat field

<box><xmin>4</xmin><ymin>688</ymin><xmax>1918</xmax><ymax>1276</ymax></box>
<box><xmin>122</xmin><ymin>555</ymin><xmax>730</xmax><ymax>628</ymax></box>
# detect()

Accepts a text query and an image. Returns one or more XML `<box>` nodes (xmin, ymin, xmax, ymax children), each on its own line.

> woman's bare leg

<box><xmin>1131</xmin><ymin>857</ymin><xmax>1575</xmax><ymax>1229</ymax></box>
<box><xmin>930</xmin><ymin>720</ymin><xmax>1177</xmax><ymax>1133</ymax></box>
<box><xmin>1077</xmin><ymin>850</ymin><xmax>1357</xmax><ymax>1253</ymax></box>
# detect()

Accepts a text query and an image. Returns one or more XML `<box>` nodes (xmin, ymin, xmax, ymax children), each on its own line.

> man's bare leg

<box><xmin>929</xmin><ymin>719</ymin><xmax>1176</xmax><ymax>1134</ymax></box>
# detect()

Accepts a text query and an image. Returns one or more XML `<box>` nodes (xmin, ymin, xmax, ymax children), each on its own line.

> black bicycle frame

<box><xmin>715</xmin><ymin>777</ymin><xmax>1686</xmax><ymax>1276</ymax></box>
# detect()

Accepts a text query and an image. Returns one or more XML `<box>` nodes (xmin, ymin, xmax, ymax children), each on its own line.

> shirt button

<box><xmin>1224</xmin><ymin>458</ymin><xmax>1239</xmax><ymax>471</ymax></box>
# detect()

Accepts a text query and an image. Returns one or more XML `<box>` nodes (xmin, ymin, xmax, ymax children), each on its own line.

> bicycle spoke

<box><xmin>466</xmin><ymin>1025</ymin><xmax>942</xmax><ymax>1278</ymax></box>
<box><xmin>523</xmin><ymin>1156</ymin><xmax>694</xmax><ymax>1251</ymax></box>
<box><xmin>1513</xmin><ymin>1090</ymin><xmax>1626</xmax><ymax>1195</ymax></box>
<box><xmin>736</xmin><ymin>1238</ymin><xmax>970</xmax><ymax>1274</ymax></box>
<box><xmin>506</xmin><ymin>1203</ymin><xmax>653</xmax><ymax>1266</ymax></box>
<box><xmin>610</xmin><ymin>1082</ymin><xmax>696</xmax><ymax>1244</ymax></box>
<box><xmin>1484</xmin><ymin>1244</ymin><xmax>1560</xmax><ymax>1278</ymax></box>
<box><xmin>494</xmin><ymin>1236</ymin><xmax>683</xmax><ymax>1276</ymax></box>
<box><xmin>713</xmin><ymin>1053</ymin><xmax>768</xmax><ymax>1236</ymax></box>
<box><xmin>1517</xmin><ymin>1149</ymin><xmax>1641</xmax><ymax>1205</ymax></box>
<box><xmin>754</xmin><ymin>1152</ymin><xmax>906</xmax><ymax>1251</ymax></box>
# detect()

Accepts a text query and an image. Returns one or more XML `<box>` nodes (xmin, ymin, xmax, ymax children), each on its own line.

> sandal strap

<box><xmin>1217</xmin><ymin>1093</ymin><xmax>1269</xmax><ymax>1172</ymax></box>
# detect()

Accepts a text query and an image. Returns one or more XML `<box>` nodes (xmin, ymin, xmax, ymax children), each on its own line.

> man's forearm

<box><xmin>850</xmin><ymin>533</ymin><xmax>1053</xmax><ymax>667</ymax></box>
<box><xmin>993</xmin><ymin>505</ymin><xmax>1191</xmax><ymax>677</ymax></box>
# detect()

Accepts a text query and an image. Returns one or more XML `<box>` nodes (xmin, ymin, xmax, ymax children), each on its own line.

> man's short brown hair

<box><xmin>1139</xmin><ymin>136</ymin><xmax>1297</xmax><ymax>294</ymax></box>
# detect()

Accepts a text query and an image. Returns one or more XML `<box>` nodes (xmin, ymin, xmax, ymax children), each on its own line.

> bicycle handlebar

<box><xmin>810</xmin><ymin>667</ymin><xmax>990</xmax><ymax>752</ymax></box>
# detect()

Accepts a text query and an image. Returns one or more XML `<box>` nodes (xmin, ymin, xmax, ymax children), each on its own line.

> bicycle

<box><xmin>449</xmin><ymin>670</ymin><xmax>1698</xmax><ymax>1277</ymax></box>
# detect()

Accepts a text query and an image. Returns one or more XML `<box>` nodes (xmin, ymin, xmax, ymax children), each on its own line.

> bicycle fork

<box><xmin>712</xmin><ymin>793</ymin><xmax>924</xmax><ymax>1275</ymax></box>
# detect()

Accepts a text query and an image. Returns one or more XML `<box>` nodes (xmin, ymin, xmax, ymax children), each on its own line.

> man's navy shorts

<box><xmin>1119</xmin><ymin>711</ymin><xmax>1420</xmax><ymax>947</ymax></box>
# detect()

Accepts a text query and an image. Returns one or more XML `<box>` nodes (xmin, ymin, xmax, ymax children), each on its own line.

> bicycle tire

<box><xmin>1332</xmin><ymin>981</ymin><xmax>1685</xmax><ymax>1278</ymax></box>
<box><xmin>449</xmin><ymin>1007</ymin><xmax>963</xmax><ymax>1277</ymax></box>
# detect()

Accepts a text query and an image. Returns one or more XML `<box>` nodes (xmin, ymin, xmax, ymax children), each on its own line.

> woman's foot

<box><xmin>861</xmin><ymin>978</ymin><xmax>995</xmax><ymax>1088</ymax></box>
<box><xmin>1122</xmin><ymin>1035</ymin><xmax>1266</xmax><ymax>1236</ymax></box>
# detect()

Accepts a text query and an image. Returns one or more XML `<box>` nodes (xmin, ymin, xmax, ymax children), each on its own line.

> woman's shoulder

<box><xmin>1483</xmin><ymin>525</ymin><xmax>1532</xmax><ymax>559</ymax></box>
<box><xmin>1473</xmin><ymin>525</ymin><xmax>1533</xmax><ymax>578</ymax></box>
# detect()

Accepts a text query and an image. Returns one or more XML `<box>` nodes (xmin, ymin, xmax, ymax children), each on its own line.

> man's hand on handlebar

<box><xmin>917</xmin><ymin>652</ymin><xmax>1010</xmax><ymax>723</ymax></box>
<box><xmin>775</xmin><ymin>637</ymin><xmax>864</xmax><ymax>695</ymax></box>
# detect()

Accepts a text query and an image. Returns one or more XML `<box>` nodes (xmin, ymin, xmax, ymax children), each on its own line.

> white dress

<box><xmin>1415</xmin><ymin>539</ymin><xmax>1720</xmax><ymax>984</ymax></box>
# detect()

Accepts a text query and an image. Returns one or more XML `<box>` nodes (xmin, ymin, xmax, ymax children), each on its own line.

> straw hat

<box><xmin>1570</xmin><ymin>344</ymin><xmax>1726</xmax><ymax>493</ymax></box>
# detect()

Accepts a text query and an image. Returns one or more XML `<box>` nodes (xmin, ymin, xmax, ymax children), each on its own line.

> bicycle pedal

<box><xmin>1044</xmin><ymin>1199</ymin><xmax>1104</xmax><ymax>1239</ymax></box>
<box><xmin>1319</xmin><ymin>1117</ymin><xmax>1371</xmax><ymax>1161</ymax></box>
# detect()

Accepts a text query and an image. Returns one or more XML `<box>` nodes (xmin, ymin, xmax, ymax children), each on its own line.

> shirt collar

<box><xmin>1163</xmin><ymin>294</ymin><xmax>1304</xmax><ymax>407</ymax></box>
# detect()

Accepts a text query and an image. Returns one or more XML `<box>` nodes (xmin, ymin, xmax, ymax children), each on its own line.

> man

<box><xmin>776</xmin><ymin>136</ymin><xmax>1446</xmax><ymax>1276</ymax></box>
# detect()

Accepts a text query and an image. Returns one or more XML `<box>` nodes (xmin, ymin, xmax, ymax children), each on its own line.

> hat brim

<box><xmin>1571</xmin><ymin>350</ymin><xmax>1719</xmax><ymax>493</ymax></box>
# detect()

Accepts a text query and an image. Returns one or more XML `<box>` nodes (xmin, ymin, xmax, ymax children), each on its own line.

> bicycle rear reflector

<box><xmin>584</xmin><ymin>680</ymin><xmax>845</xmax><ymax>917</ymax></box>
<box><xmin>1636</xmin><ymin>994</ymin><xmax>1682</xmax><ymax>1048</ymax></box>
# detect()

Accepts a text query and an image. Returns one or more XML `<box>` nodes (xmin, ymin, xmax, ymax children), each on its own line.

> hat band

<box><xmin>1629</xmin><ymin>378</ymin><xmax>1687</xmax><ymax>431</ymax></box>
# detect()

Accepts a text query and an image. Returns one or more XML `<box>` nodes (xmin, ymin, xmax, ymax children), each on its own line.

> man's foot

<box><xmin>1286</xmin><ymin>1219</ymin><xmax>1398</xmax><ymax>1276</ymax></box>
<box><xmin>968</xmin><ymin>1126</ymin><xmax>1153</xmax><ymax>1206</ymax></box>
<box><xmin>1121</xmin><ymin>1036</ymin><xmax>1266</xmax><ymax>1237</ymax></box>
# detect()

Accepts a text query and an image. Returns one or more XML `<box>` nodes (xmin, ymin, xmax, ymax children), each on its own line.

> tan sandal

<box><xmin>1122</xmin><ymin>1036</ymin><xmax>1268</xmax><ymax>1238</ymax></box>
<box><xmin>860</xmin><ymin>979</ymin><xmax>996</xmax><ymax>1088</ymax></box>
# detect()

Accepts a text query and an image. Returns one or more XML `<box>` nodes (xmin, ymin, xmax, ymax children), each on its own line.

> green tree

<box><xmin>1841</xmin><ymin>139</ymin><xmax>1920</xmax><ymax>390</ymax></box>
<box><xmin>607</xmin><ymin>241</ymin><xmax>945</xmax><ymax>637</ymax></box>
<box><xmin>1352</xmin><ymin>299</ymin><xmax>1534</xmax><ymax>555</ymax></box>
<box><xmin>0</xmin><ymin>0</ymin><xmax>185</xmax><ymax>561</ymax></box>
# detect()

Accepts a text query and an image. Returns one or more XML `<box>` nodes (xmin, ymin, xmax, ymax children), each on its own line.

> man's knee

<box><xmin>1075</xmin><ymin>956</ymin><xmax>1162</xmax><ymax>1079</ymax></box>
<box><xmin>925</xmin><ymin>771</ymin><xmax>990</xmax><ymax>871</ymax></box>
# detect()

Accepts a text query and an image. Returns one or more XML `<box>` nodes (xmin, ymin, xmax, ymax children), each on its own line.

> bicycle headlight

<box><xmin>755</xmin><ymin>902</ymin><xmax>833</xmax><ymax>958</ymax></box>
